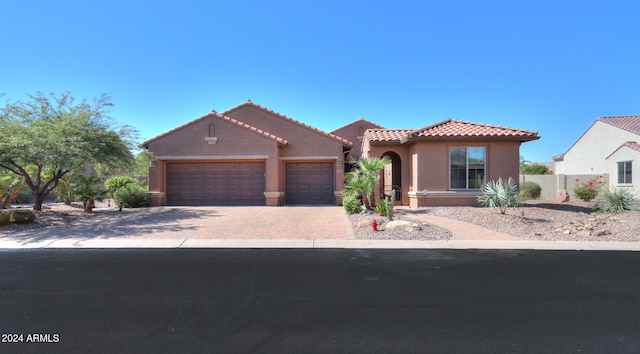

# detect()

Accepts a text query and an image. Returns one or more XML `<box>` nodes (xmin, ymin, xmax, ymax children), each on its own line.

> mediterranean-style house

<box><xmin>142</xmin><ymin>100</ymin><xmax>540</xmax><ymax>207</ymax></box>
<box><xmin>554</xmin><ymin>116</ymin><xmax>639</xmax><ymax>190</ymax></box>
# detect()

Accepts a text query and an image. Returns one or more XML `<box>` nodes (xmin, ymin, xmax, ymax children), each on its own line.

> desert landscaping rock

<box><xmin>384</xmin><ymin>220</ymin><xmax>421</xmax><ymax>232</ymax></box>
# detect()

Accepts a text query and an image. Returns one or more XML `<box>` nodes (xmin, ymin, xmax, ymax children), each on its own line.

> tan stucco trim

<box><xmin>264</xmin><ymin>191</ymin><xmax>285</xmax><ymax>197</ymax></box>
<box><xmin>155</xmin><ymin>155</ymin><xmax>269</xmax><ymax>160</ymax></box>
<box><xmin>279</xmin><ymin>156</ymin><xmax>340</xmax><ymax>160</ymax></box>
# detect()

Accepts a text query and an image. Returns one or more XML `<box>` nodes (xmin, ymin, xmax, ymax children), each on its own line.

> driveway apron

<box><xmin>5</xmin><ymin>206</ymin><xmax>355</xmax><ymax>243</ymax></box>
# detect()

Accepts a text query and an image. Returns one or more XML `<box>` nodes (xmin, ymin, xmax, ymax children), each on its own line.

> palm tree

<box><xmin>345</xmin><ymin>156</ymin><xmax>390</xmax><ymax>210</ymax></box>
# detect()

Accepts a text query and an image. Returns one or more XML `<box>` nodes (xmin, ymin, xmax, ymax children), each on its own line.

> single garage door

<box><xmin>166</xmin><ymin>162</ymin><xmax>265</xmax><ymax>206</ymax></box>
<box><xmin>285</xmin><ymin>162</ymin><xmax>334</xmax><ymax>204</ymax></box>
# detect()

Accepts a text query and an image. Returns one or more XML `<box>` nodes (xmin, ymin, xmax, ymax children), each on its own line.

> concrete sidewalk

<box><xmin>1</xmin><ymin>205</ymin><xmax>639</xmax><ymax>251</ymax></box>
<box><xmin>2</xmin><ymin>237</ymin><xmax>640</xmax><ymax>251</ymax></box>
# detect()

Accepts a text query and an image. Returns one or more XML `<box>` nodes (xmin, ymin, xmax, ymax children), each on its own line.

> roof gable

<box><xmin>141</xmin><ymin>110</ymin><xmax>288</xmax><ymax>147</ymax></box>
<box><xmin>606</xmin><ymin>141</ymin><xmax>640</xmax><ymax>159</ymax></box>
<box><xmin>329</xmin><ymin>117</ymin><xmax>386</xmax><ymax>134</ymax></box>
<box><xmin>223</xmin><ymin>100</ymin><xmax>352</xmax><ymax>147</ymax></box>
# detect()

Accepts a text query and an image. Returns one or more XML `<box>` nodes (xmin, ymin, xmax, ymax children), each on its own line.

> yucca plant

<box><xmin>596</xmin><ymin>188</ymin><xmax>639</xmax><ymax>213</ymax></box>
<box><xmin>477</xmin><ymin>177</ymin><xmax>523</xmax><ymax>214</ymax></box>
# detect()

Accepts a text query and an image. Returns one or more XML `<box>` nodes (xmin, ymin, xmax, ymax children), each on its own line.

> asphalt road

<box><xmin>1</xmin><ymin>249</ymin><xmax>640</xmax><ymax>353</ymax></box>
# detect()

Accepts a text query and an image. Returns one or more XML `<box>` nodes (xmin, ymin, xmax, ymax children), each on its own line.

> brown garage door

<box><xmin>166</xmin><ymin>162</ymin><xmax>265</xmax><ymax>206</ymax></box>
<box><xmin>285</xmin><ymin>162</ymin><xmax>334</xmax><ymax>204</ymax></box>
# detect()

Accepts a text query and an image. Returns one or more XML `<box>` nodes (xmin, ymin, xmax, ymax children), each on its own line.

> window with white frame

<box><xmin>617</xmin><ymin>161</ymin><xmax>632</xmax><ymax>184</ymax></box>
<box><xmin>450</xmin><ymin>147</ymin><xmax>486</xmax><ymax>189</ymax></box>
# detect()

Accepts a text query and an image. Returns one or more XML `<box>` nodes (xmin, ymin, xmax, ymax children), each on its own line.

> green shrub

<box><xmin>0</xmin><ymin>211</ymin><xmax>9</xmax><ymax>226</ymax></box>
<box><xmin>520</xmin><ymin>181</ymin><xmax>541</xmax><ymax>199</ymax></box>
<box><xmin>574</xmin><ymin>185</ymin><xmax>598</xmax><ymax>202</ymax></box>
<box><xmin>104</xmin><ymin>176</ymin><xmax>142</xmax><ymax>198</ymax></box>
<box><xmin>375</xmin><ymin>199</ymin><xmax>387</xmax><ymax>216</ymax></box>
<box><xmin>112</xmin><ymin>184</ymin><xmax>149</xmax><ymax>208</ymax></box>
<box><xmin>343</xmin><ymin>192</ymin><xmax>363</xmax><ymax>214</ymax></box>
<box><xmin>477</xmin><ymin>177</ymin><xmax>524</xmax><ymax>214</ymax></box>
<box><xmin>596</xmin><ymin>188</ymin><xmax>639</xmax><ymax>213</ymax></box>
<box><xmin>10</xmin><ymin>209</ymin><xmax>36</xmax><ymax>224</ymax></box>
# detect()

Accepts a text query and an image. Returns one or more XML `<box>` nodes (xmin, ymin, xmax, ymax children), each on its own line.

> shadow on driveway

<box><xmin>5</xmin><ymin>207</ymin><xmax>218</xmax><ymax>244</ymax></box>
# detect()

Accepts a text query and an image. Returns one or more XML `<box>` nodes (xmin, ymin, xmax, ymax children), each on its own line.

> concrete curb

<box><xmin>1</xmin><ymin>238</ymin><xmax>640</xmax><ymax>251</ymax></box>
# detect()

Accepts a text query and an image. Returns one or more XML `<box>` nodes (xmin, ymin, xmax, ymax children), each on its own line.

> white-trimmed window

<box><xmin>450</xmin><ymin>147</ymin><xmax>486</xmax><ymax>189</ymax></box>
<box><xmin>617</xmin><ymin>161</ymin><xmax>632</xmax><ymax>184</ymax></box>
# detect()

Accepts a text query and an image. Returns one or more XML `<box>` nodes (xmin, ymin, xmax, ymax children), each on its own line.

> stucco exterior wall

<box><xmin>145</xmin><ymin>114</ymin><xmax>284</xmax><ymax>206</ymax></box>
<box><xmin>365</xmin><ymin>144</ymin><xmax>411</xmax><ymax>206</ymax></box>
<box><xmin>225</xmin><ymin>105</ymin><xmax>345</xmax><ymax>158</ymax></box>
<box><xmin>364</xmin><ymin>139</ymin><xmax>523</xmax><ymax>207</ymax></box>
<box><xmin>147</xmin><ymin>115</ymin><xmax>279</xmax><ymax>157</ymax></box>
<box><xmin>555</xmin><ymin>121</ymin><xmax>638</xmax><ymax>174</ymax></box>
<box><xmin>145</xmin><ymin>105</ymin><xmax>349</xmax><ymax>206</ymax></box>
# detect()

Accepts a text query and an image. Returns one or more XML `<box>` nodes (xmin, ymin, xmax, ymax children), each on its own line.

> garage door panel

<box><xmin>285</xmin><ymin>162</ymin><xmax>334</xmax><ymax>205</ymax></box>
<box><xmin>167</xmin><ymin>162</ymin><xmax>265</xmax><ymax>206</ymax></box>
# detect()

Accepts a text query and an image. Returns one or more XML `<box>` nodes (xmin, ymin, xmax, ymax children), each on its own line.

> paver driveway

<box><xmin>6</xmin><ymin>206</ymin><xmax>355</xmax><ymax>244</ymax></box>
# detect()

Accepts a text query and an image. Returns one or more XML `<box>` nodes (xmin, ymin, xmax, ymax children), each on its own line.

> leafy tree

<box><xmin>520</xmin><ymin>163</ymin><xmax>552</xmax><ymax>175</ymax></box>
<box><xmin>0</xmin><ymin>169</ymin><xmax>26</xmax><ymax>209</ymax></box>
<box><xmin>344</xmin><ymin>156</ymin><xmax>390</xmax><ymax>210</ymax></box>
<box><xmin>135</xmin><ymin>149</ymin><xmax>150</xmax><ymax>176</ymax></box>
<box><xmin>0</xmin><ymin>92</ymin><xmax>138</xmax><ymax>210</ymax></box>
<box><xmin>520</xmin><ymin>156</ymin><xmax>552</xmax><ymax>174</ymax></box>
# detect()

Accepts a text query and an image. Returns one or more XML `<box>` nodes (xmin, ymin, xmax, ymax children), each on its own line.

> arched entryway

<box><xmin>380</xmin><ymin>151</ymin><xmax>402</xmax><ymax>203</ymax></box>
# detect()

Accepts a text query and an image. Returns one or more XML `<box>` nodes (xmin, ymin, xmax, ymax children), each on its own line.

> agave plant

<box><xmin>596</xmin><ymin>188</ymin><xmax>639</xmax><ymax>213</ymax></box>
<box><xmin>477</xmin><ymin>177</ymin><xmax>524</xmax><ymax>214</ymax></box>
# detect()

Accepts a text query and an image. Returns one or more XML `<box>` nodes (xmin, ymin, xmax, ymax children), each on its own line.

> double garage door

<box><xmin>166</xmin><ymin>161</ymin><xmax>334</xmax><ymax>206</ymax></box>
<box><xmin>166</xmin><ymin>162</ymin><xmax>265</xmax><ymax>206</ymax></box>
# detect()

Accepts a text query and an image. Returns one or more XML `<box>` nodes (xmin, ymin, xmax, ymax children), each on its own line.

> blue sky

<box><xmin>2</xmin><ymin>0</ymin><xmax>638</xmax><ymax>162</ymax></box>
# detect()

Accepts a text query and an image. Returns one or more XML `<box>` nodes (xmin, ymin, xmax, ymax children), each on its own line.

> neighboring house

<box><xmin>143</xmin><ymin>101</ymin><xmax>540</xmax><ymax>207</ymax></box>
<box><xmin>554</xmin><ymin>116</ymin><xmax>639</xmax><ymax>189</ymax></box>
<box><xmin>362</xmin><ymin>119</ymin><xmax>539</xmax><ymax>207</ymax></box>
<box><xmin>142</xmin><ymin>100</ymin><xmax>351</xmax><ymax>206</ymax></box>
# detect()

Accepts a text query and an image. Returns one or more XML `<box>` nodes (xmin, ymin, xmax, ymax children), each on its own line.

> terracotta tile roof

<box><xmin>329</xmin><ymin>117</ymin><xmax>386</xmax><ymax>133</ymax></box>
<box><xmin>141</xmin><ymin>110</ymin><xmax>288</xmax><ymax>147</ymax></box>
<box><xmin>364</xmin><ymin>118</ymin><xmax>539</xmax><ymax>142</ymax></box>
<box><xmin>606</xmin><ymin>141</ymin><xmax>640</xmax><ymax>159</ymax></box>
<box><xmin>223</xmin><ymin>100</ymin><xmax>353</xmax><ymax>147</ymax></box>
<box><xmin>598</xmin><ymin>116</ymin><xmax>640</xmax><ymax>136</ymax></box>
<box><xmin>363</xmin><ymin>129</ymin><xmax>413</xmax><ymax>142</ymax></box>
<box><xmin>410</xmin><ymin>119</ymin><xmax>539</xmax><ymax>139</ymax></box>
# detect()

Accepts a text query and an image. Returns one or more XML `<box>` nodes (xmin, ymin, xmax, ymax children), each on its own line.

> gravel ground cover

<box><xmin>2</xmin><ymin>200</ymin><xmax>639</xmax><ymax>242</ymax></box>
<box><xmin>350</xmin><ymin>199</ymin><xmax>640</xmax><ymax>241</ymax></box>
<box><xmin>349</xmin><ymin>212</ymin><xmax>453</xmax><ymax>241</ymax></box>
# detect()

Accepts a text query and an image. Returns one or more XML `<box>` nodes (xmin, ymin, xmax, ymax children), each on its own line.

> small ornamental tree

<box><xmin>344</xmin><ymin>156</ymin><xmax>390</xmax><ymax>210</ymax></box>
<box><xmin>573</xmin><ymin>176</ymin><xmax>604</xmax><ymax>202</ymax></box>
<box><xmin>0</xmin><ymin>93</ymin><xmax>138</xmax><ymax>210</ymax></box>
